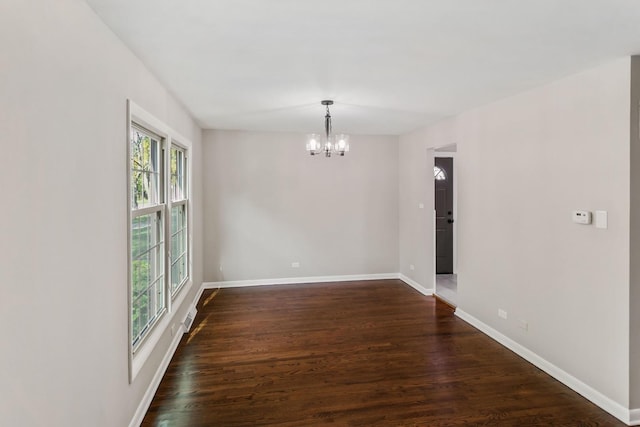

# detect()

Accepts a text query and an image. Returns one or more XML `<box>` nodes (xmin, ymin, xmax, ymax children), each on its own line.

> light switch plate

<box><xmin>595</xmin><ymin>210</ymin><xmax>607</xmax><ymax>229</ymax></box>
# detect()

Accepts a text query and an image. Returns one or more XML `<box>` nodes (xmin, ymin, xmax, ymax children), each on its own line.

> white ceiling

<box><xmin>85</xmin><ymin>0</ymin><xmax>640</xmax><ymax>135</ymax></box>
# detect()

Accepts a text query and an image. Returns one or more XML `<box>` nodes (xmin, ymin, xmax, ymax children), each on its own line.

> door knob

<box><xmin>447</xmin><ymin>219</ymin><xmax>454</xmax><ymax>224</ymax></box>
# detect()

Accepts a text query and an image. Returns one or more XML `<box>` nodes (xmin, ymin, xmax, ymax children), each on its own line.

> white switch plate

<box><xmin>595</xmin><ymin>210</ymin><xmax>608</xmax><ymax>229</ymax></box>
<box><xmin>418</xmin><ymin>203</ymin><xmax>424</xmax><ymax>209</ymax></box>
<box><xmin>572</xmin><ymin>210</ymin><xmax>591</xmax><ymax>225</ymax></box>
<box><xmin>498</xmin><ymin>309</ymin><xmax>507</xmax><ymax>320</ymax></box>
<box><xmin>291</xmin><ymin>262</ymin><xmax>300</xmax><ymax>268</ymax></box>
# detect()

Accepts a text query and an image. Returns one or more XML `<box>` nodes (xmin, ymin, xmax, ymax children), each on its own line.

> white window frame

<box><xmin>130</xmin><ymin>124</ymin><xmax>166</xmax><ymax>349</ymax></box>
<box><xmin>127</xmin><ymin>100</ymin><xmax>193</xmax><ymax>382</ymax></box>
<box><xmin>169</xmin><ymin>143</ymin><xmax>189</xmax><ymax>297</ymax></box>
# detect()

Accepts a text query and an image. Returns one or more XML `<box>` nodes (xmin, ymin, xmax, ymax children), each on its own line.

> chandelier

<box><xmin>306</xmin><ymin>100</ymin><xmax>350</xmax><ymax>157</ymax></box>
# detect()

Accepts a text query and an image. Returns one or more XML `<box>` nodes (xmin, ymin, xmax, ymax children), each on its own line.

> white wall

<box><xmin>203</xmin><ymin>130</ymin><xmax>399</xmax><ymax>282</ymax></box>
<box><xmin>399</xmin><ymin>59</ymin><xmax>631</xmax><ymax>407</ymax></box>
<box><xmin>0</xmin><ymin>1</ymin><xmax>203</xmax><ymax>426</ymax></box>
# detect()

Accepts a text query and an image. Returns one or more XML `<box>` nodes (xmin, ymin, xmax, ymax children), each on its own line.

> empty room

<box><xmin>3</xmin><ymin>0</ymin><xmax>640</xmax><ymax>426</ymax></box>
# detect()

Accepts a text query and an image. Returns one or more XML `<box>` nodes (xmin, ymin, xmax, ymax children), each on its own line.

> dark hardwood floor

<box><xmin>142</xmin><ymin>280</ymin><xmax>623</xmax><ymax>426</ymax></box>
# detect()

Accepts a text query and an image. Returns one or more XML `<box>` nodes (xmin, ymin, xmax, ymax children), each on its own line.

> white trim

<box><xmin>126</xmin><ymin>98</ymin><xmax>134</xmax><ymax>382</ymax></box>
<box><xmin>131</xmin><ymin>204</ymin><xmax>164</xmax><ymax>218</ymax></box>
<box><xmin>127</xmin><ymin>99</ymin><xmax>195</xmax><ymax>383</ymax></box>
<box><xmin>128</xmin><ymin>101</ymin><xmax>192</xmax><ymax>150</ymax></box>
<box><xmin>399</xmin><ymin>274</ymin><xmax>434</xmax><ymax>296</ymax></box>
<box><xmin>455</xmin><ymin>309</ymin><xmax>633</xmax><ymax>425</ymax></box>
<box><xmin>128</xmin><ymin>319</ymin><xmax>184</xmax><ymax>427</ymax></box>
<box><xmin>203</xmin><ymin>273</ymin><xmax>435</xmax><ymax>297</ymax></box>
<box><xmin>432</xmin><ymin>209</ymin><xmax>436</xmax><ymax>291</ymax></box>
<box><xmin>203</xmin><ymin>273</ymin><xmax>400</xmax><ymax>289</ymax></box>
<box><xmin>192</xmin><ymin>284</ymin><xmax>206</xmax><ymax>313</ymax></box>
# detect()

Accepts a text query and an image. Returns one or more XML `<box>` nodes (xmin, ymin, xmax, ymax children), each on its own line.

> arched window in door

<box><xmin>434</xmin><ymin>166</ymin><xmax>447</xmax><ymax>181</ymax></box>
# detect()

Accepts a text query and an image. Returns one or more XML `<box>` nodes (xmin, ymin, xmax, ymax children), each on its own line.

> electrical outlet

<box><xmin>219</xmin><ymin>265</ymin><xmax>223</xmax><ymax>272</ymax></box>
<box><xmin>519</xmin><ymin>319</ymin><xmax>528</xmax><ymax>331</ymax></box>
<box><xmin>409</xmin><ymin>264</ymin><xmax>415</xmax><ymax>270</ymax></box>
<box><xmin>291</xmin><ymin>262</ymin><xmax>300</xmax><ymax>268</ymax></box>
<box><xmin>498</xmin><ymin>309</ymin><xmax>507</xmax><ymax>320</ymax></box>
<box><xmin>171</xmin><ymin>323</ymin><xmax>176</xmax><ymax>337</ymax></box>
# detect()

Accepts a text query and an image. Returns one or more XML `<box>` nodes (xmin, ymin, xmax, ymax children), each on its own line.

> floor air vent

<box><xmin>184</xmin><ymin>306</ymin><xmax>197</xmax><ymax>333</ymax></box>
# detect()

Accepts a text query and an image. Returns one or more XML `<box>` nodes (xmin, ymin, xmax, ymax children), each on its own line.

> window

<box><xmin>130</xmin><ymin>126</ymin><xmax>166</xmax><ymax>347</ymax></box>
<box><xmin>128</xmin><ymin>101</ymin><xmax>192</xmax><ymax>377</ymax></box>
<box><xmin>434</xmin><ymin>166</ymin><xmax>447</xmax><ymax>181</ymax></box>
<box><xmin>170</xmin><ymin>145</ymin><xmax>188</xmax><ymax>295</ymax></box>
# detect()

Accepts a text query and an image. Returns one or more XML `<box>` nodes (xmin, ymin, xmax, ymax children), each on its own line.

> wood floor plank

<box><xmin>142</xmin><ymin>280</ymin><xmax>624</xmax><ymax>426</ymax></box>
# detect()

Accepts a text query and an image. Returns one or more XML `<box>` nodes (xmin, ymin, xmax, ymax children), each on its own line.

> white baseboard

<box><xmin>192</xmin><ymin>282</ymin><xmax>206</xmax><ymax>310</ymax></box>
<box><xmin>202</xmin><ymin>273</ymin><xmax>434</xmax><ymax>296</ymax></box>
<box><xmin>128</xmin><ymin>286</ymin><xmax>202</xmax><ymax>427</ymax></box>
<box><xmin>204</xmin><ymin>273</ymin><xmax>434</xmax><ymax>298</ymax></box>
<box><xmin>399</xmin><ymin>274</ymin><xmax>434</xmax><ymax>296</ymax></box>
<box><xmin>203</xmin><ymin>273</ymin><xmax>400</xmax><ymax>289</ymax></box>
<box><xmin>455</xmin><ymin>309</ymin><xmax>633</xmax><ymax>425</ymax></box>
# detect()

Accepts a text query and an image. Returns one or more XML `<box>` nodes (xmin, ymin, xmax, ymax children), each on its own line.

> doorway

<box><xmin>434</xmin><ymin>148</ymin><xmax>457</xmax><ymax>306</ymax></box>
